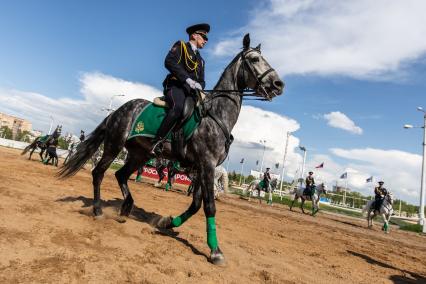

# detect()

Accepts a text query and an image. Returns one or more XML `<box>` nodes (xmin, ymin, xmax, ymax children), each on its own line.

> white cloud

<box><xmin>0</xmin><ymin>72</ymin><xmax>162</xmax><ymax>134</ymax></box>
<box><xmin>329</xmin><ymin>147</ymin><xmax>422</xmax><ymax>203</ymax></box>
<box><xmin>228</xmin><ymin>106</ymin><xmax>303</xmax><ymax>179</ymax></box>
<box><xmin>323</xmin><ymin>111</ymin><xmax>363</xmax><ymax>134</ymax></box>
<box><xmin>259</xmin><ymin>145</ymin><xmax>422</xmax><ymax>204</ymax></box>
<box><xmin>211</xmin><ymin>0</ymin><xmax>426</xmax><ymax>79</ymax></box>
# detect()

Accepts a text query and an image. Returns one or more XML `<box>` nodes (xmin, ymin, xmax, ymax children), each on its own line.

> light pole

<box><xmin>259</xmin><ymin>140</ymin><xmax>267</xmax><ymax>173</ymax></box>
<box><xmin>299</xmin><ymin>146</ymin><xmax>307</xmax><ymax>183</ymax></box>
<box><xmin>102</xmin><ymin>94</ymin><xmax>125</xmax><ymax>115</ymax></box>
<box><xmin>279</xmin><ymin>132</ymin><xmax>292</xmax><ymax>193</ymax></box>
<box><xmin>404</xmin><ymin>106</ymin><xmax>426</xmax><ymax>233</ymax></box>
<box><xmin>48</xmin><ymin>115</ymin><xmax>54</xmax><ymax>134</ymax></box>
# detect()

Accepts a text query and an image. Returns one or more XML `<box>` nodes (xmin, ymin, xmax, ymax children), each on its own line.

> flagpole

<box><xmin>279</xmin><ymin>132</ymin><xmax>291</xmax><ymax>195</ymax></box>
<box><xmin>344</xmin><ymin>178</ymin><xmax>347</xmax><ymax>206</ymax></box>
<box><xmin>239</xmin><ymin>159</ymin><xmax>245</xmax><ymax>186</ymax></box>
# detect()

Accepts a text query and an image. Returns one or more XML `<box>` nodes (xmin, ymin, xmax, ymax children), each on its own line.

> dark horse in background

<box><xmin>21</xmin><ymin>125</ymin><xmax>62</xmax><ymax>161</ymax></box>
<box><xmin>59</xmin><ymin>34</ymin><xmax>284</xmax><ymax>265</ymax></box>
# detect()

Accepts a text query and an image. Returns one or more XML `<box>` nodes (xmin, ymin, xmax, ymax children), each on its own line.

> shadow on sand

<box><xmin>56</xmin><ymin>195</ymin><xmax>208</xmax><ymax>260</ymax></box>
<box><xmin>347</xmin><ymin>250</ymin><xmax>426</xmax><ymax>283</ymax></box>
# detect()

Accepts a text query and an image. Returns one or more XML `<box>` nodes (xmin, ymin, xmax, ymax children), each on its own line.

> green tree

<box><xmin>16</xmin><ymin>130</ymin><xmax>31</xmax><ymax>142</ymax></box>
<box><xmin>0</xmin><ymin>126</ymin><xmax>13</xmax><ymax>139</ymax></box>
<box><xmin>246</xmin><ymin>175</ymin><xmax>256</xmax><ymax>184</ymax></box>
<box><xmin>58</xmin><ymin>137</ymin><xmax>69</xmax><ymax>150</ymax></box>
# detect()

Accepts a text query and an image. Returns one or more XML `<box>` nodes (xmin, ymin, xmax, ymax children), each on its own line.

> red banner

<box><xmin>139</xmin><ymin>166</ymin><xmax>192</xmax><ymax>185</ymax></box>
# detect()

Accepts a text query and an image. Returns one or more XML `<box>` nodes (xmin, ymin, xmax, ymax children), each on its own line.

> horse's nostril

<box><xmin>273</xmin><ymin>80</ymin><xmax>283</xmax><ymax>89</ymax></box>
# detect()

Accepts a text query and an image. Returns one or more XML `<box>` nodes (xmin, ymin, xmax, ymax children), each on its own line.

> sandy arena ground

<box><xmin>0</xmin><ymin>146</ymin><xmax>425</xmax><ymax>283</ymax></box>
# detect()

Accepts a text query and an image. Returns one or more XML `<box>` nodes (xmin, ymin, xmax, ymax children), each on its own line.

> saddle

<box><xmin>258</xmin><ymin>180</ymin><xmax>266</xmax><ymax>191</ymax></box>
<box><xmin>153</xmin><ymin>91</ymin><xmax>206</xmax><ymax>160</ymax></box>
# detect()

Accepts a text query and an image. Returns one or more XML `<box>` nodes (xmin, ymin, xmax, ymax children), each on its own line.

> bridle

<box><xmin>203</xmin><ymin>48</ymin><xmax>278</xmax><ymax>101</ymax></box>
<box><xmin>200</xmin><ymin>48</ymin><xmax>279</xmax><ymax>165</ymax></box>
<box><xmin>240</xmin><ymin>48</ymin><xmax>277</xmax><ymax>101</ymax></box>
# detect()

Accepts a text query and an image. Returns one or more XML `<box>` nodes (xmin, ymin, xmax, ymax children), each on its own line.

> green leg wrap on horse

<box><xmin>206</xmin><ymin>217</ymin><xmax>218</xmax><ymax>250</ymax></box>
<box><xmin>171</xmin><ymin>211</ymin><xmax>193</xmax><ymax>227</ymax></box>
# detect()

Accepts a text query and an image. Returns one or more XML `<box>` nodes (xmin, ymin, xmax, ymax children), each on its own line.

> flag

<box><xmin>240</xmin><ymin>158</ymin><xmax>244</xmax><ymax>164</ymax></box>
<box><xmin>256</xmin><ymin>160</ymin><xmax>259</xmax><ymax>165</ymax></box>
<box><xmin>299</xmin><ymin>146</ymin><xmax>306</xmax><ymax>151</ymax></box>
<box><xmin>275</xmin><ymin>163</ymin><xmax>279</xmax><ymax>169</ymax></box>
<box><xmin>366</xmin><ymin>176</ymin><xmax>373</xmax><ymax>183</ymax></box>
<box><xmin>315</xmin><ymin>162</ymin><xmax>324</xmax><ymax>169</ymax></box>
<box><xmin>340</xmin><ymin>172</ymin><xmax>347</xmax><ymax>179</ymax></box>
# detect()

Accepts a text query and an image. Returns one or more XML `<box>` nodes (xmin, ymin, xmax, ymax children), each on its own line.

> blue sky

<box><xmin>1</xmin><ymin>0</ymin><xmax>426</xmax><ymax>204</ymax></box>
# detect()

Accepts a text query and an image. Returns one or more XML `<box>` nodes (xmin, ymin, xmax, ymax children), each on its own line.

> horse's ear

<box><xmin>255</xmin><ymin>43</ymin><xmax>261</xmax><ymax>51</ymax></box>
<box><xmin>243</xmin><ymin>33</ymin><xmax>250</xmax><ymax>50</ymax></box>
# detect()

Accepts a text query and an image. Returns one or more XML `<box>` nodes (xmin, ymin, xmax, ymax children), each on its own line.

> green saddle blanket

<box><xmin>259</xmin><ymin>180</ymin><xmax>265</xmax><ymax>189</ymax></box>
<box><xmin>39</xmin><ymin>135</ymin><xmax>49</xmax><ymax>143</ymax></box>
<box><xmin>128</xmin><ymin>103</ymin><xmax>201</xmax><ymax>141</ymax></box>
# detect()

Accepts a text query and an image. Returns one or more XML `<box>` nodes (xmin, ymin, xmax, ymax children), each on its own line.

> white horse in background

<box><xmin>213</xmin><ymin>165</ymin><xmax>228</xmax><ymax>200</ymax></box>
<box><xmin>362</xmin><ymin>192</ymin><xmax>394</xmax><ymax>233</ymax></box>
<box><xmin>290</xmin><ymin>183</ymin><xmax>327</xmax><ymax>216</ymax></box>
<box><xmin>245</xmin><ymin>179</ymin><xmax>277</xmax><ymax>205</ymax></box>
<box><xmin>187</xmin><ymin>165</ymin><xmax>228</xmax><ymax>200</ymax></box>
<box><xmin>63</xmin><ymin>134</ymin><xmax>81</xmax><ymax>165</ymax></box>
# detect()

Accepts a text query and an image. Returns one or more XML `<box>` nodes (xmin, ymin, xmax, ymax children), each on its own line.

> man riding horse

<box><xmin>374</xmin><ymin>181</ymin><xmax>388</xmax><ymax>212</ymax></box>
<box><xmin>263</xmin><ymin>167</ymin><xmax>271</xmax><ymax>189</ymax></box>
<box><xmin>304</xmin><ymin>171</ymin><xmax>315</xmax><ymax>197</ymax></box>
<box><xmin>79</xmin><ymin>130</ymin><xmax>85</xmax><ymax>143</ymax></box>
<box><xmin>151</xmin><ymin>23</ymin><xmax>209</xmax><ymax>155</ymax></box>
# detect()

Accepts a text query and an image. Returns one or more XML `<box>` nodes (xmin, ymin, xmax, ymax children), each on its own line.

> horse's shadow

<box><xmin>347</xmin><ymin>250</ymin><xmax>426</xmax><ymax>283</ymax></box>
<box><xmin>332</xmin><ymin>219</ymin><xmax>365</xmax><ymax>229</ymax></box>
<box><xmin>56</xmin><ymin>195</ymin><xmax>208</xmax><ymax>260</ymax></box>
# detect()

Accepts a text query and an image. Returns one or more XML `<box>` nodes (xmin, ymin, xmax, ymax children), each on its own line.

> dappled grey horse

<box><xmin>362</xmin><ymin>192</ymin><xmax>394</xmax><ymax>233</ymax></box>
<box><xmin>58</xmin><ymin>34</ymin><xmax>284</xmax><ymax>265</ymax></box>
<box><xmin>21</xmin><ymin>125</ymin><xmax>62</xmax><ymax>161</ymax></box>
<box><xmin>290</xmin><ymin>183</ymin><xmax>327</xmax><ymax>216</ymax></box>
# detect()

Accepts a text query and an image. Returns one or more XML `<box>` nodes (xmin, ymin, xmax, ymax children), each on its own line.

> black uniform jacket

<box><xmin>163</xmin><ymin>41</ymin><xmax>205</xmax><ymax>91</ymax></box>
<box><xmin>263</xmin><ymin>172</ymin><xmax>271</xmax><ymax>182</ymax></box>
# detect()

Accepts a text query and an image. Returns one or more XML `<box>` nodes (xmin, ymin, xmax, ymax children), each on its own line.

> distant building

<box><xmin>0</xmin><ymin>112</ymin><xmax>32</xmax><ymax>139</ymax></box>
<box><xmin>31</xmin><ymin>130</ymin><xmax>43</xmax><ymax>137</ymax></box>
<box><xmin>333</xmin><ymin>185</ymin><xmax>351</xmax><ymax>193</ymax></box>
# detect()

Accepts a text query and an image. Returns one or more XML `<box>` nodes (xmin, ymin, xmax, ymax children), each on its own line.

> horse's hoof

<box><xmin>93</xmin><ymin>214</ymin><xmax>104</xmax><ymax>220</ymax></box>
<box><xmin>156</xmin><ymin>216</ymin><xmax>173</xmax><ymax>229</ymax></box>
<box><xmin>210</xmin><ymin>247</ymin><xmax>225</xmax><ymax>266</ymax></box>
<box><xmin>116</xmin><ymin>216</ymin><xmax>127</xmax><ymax>223</ymax></box>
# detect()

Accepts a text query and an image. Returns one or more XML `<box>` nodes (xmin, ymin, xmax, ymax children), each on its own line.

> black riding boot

<box><xmin>150</xmin><ymin>111</ymin><xmax>179</xmax><ymax>155</ymax></box>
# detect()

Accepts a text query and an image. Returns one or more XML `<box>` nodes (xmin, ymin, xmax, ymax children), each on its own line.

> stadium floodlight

<box><xmin>404</xmin><ymin>107</ymin><xmax>426</xmax><ymax>233</ymax></box>
<box><xmin>103</xmin><ymin>94</ymin><xmax>126</xmax><ymax>114</ymax></box>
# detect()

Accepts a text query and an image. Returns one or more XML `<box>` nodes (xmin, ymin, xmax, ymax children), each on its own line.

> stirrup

<box><xmin>150</xmin><ymin>140</ymin><xmax>164</xmax><ymax>155</ymax></box>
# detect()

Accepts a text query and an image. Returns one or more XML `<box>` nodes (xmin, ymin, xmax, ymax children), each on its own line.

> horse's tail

<box><xmin>57</xmin><ymin>117</ymin><xmax>108</xmax><ymax>178</ymax></box>
<box><xmin>21</xmin><ymin>137</ymin><xmax>39</xmax><ymax>155</ymax></box>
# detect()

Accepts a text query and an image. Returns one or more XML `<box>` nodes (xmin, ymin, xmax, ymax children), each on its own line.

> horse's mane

<box><xmin>212</xmin><ymin>50</ymin><xmax>244</xmax><ymax>91</ymax></box>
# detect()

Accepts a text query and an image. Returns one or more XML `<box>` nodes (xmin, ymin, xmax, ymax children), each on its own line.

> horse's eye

<box><xmin>250</xmin><ymin>57</ymin><xmax>259</xmax><ymax>63</ymax></box>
